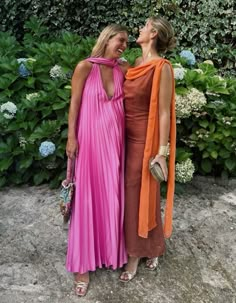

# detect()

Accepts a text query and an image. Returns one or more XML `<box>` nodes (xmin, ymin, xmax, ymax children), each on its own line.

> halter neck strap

<box><xmin>86</xmin><ymin>57</ymin><xmax>118</xmax><ymax>67</ymax></box>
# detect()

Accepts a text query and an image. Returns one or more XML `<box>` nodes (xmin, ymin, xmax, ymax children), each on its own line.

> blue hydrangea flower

<box><xmin>17</xmin><ymin>58</ymin><xmax>31</xmax><ymax>78</ymax></box>
<box><xmin>180</xmin><ymin>50</ymin><xmax>196</xmax><ymax>66</ymax></box>
<box><xmin>39</xmin><ymin>141</ymin><xmax>56</xmax><ymax>157</ymax></box>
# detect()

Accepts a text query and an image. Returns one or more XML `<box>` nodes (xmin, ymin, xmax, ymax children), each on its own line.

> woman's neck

<box><xmin>140</xmin><ymin>45</ymin><xmax>160</xmax><ymax>64</ymax></box>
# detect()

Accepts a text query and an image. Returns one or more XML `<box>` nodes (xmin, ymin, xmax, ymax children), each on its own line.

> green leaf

<box><xmin>209</xmin><ymin>123</ymin><xmax>215</xmax><ymax>133</ymax></box>
<box><xmin>0</xmin><ymin>142</ymin><xmax>10</xmax><ymax>153</ymax></box>
<box><xmin>225</xmin><ymin>158</ymin><xmax>236</xmax><ymax>171</ymax></box>
<box><xmin>19</xmin><ymin>158</ymin><xmax>33</xmax><ymax>169</ymax></box>
<box><xmin>8</xmin><ymin>173</ymin><xmax>24</xmax><ymax>185</ymax></box>
<box><xmin>49</xmin><ymin>177</ymin><xmax>61</xmax><ymax>189</ymax></box>
<box><xmin>57</xmin><ymin>89</ymin><xmax>70</xmax><ymax>101</ymax></box>
<box><xmin>61</xmin><ymin>128</ymin><xmax>68</xmax><ymax>138</ymax></box>
<box><xmin>201</xmin><ymin>159</ymin><xmax>212</xmax><ymax>173</ymax></box>
<box><xmin>52</xmin><ymin>102</ymin><xmax>66</xmax><ymax>110</ymax></box>
<box><xmin>198</xmin><ymin>143</ymin><xmax>206</xmax><ymax>151</ymax></box>
<box><xmin>219</xmin><ymin>149</ymin><xmax>231</xmax><ymax>159</ymax></box>
<box><xmin>33</xmin><ymin>170</ymin><xmax>49</xmax><ymax>185</ymax></box>
<box><xmin>0</xmin><ymin>158</ymin><xmax>13</xmax><ymax>171</ymax></box>
<box><xmin>175</xmin><ymin>147</ymin><xmax>192</xmax><ymax>161</ymax></box>
<box><xmin>199</xmin><ymin>120</ymin><xmax>209</xmax><ymax>128</ymax></box>
<box><xmin>222</xmin><ymin>129</ymin><xmax>231</xmax><ymax>137</ymax></box>
<box><xmin>175</xmin><ymin>86</ymin><xmax>188</xmax><ymax>95</ymax></box>
<box><xmin>202</xmin><ymin>151</ymin><xmax>209</xmax><ymax>158</ymax></box>
<box><xmin>210</xmin><ymin>151</ymin><xmax>218</xmax><ymax>159</ymax></box>
<box><xmin>0</xmin><ymin>176</ymin><xmax>6</xmax><ymax>187</ymax></box>
<box><xmin>27</xmin><ymin>77</ymin><xmax>36</xmax><ymax>88</ymax></box>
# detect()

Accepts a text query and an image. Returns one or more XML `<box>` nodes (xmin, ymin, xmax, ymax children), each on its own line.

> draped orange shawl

<box><xmin>125</xmin><ymin>58</ymin><xmax>176</xmax><ymax>239</ymax></box>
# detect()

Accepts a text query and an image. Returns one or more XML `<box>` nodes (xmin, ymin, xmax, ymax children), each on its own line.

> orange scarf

<box><xmin>126</xmin><ymin>58</ymin><xmax>176</xmax><ymax>239</ymax></box>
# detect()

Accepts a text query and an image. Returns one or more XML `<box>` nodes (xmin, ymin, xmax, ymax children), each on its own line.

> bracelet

<box><xmin>158</xmin><ymin>145</ymin><xmax>168</xmax><ymax>157</ymax></box>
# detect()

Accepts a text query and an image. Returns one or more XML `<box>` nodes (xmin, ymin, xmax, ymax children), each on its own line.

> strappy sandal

<box><xmin>119</xmin><ymin>257</ymin><xmax>140</xmax><ymax>283</ymax></box>
<box><xmin>119</xmin><ymin>269</ymin><xmax>137</xmax><ymax>283</ymax></box>
<box><xmin>145</xmin><ymin>257</ymin><xmax>159</xmax><ymax>271</ymax></box>
<box><xmin>74</xmin><ymin>280</ymin><xmax>89</xmax><ymax>297</ymax></box>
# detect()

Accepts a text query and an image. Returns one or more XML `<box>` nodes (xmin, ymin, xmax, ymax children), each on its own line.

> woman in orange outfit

<box><xmin>120</xmin><ymin>16</ymin><xmax>176</xmax><ymax>282</ymax></box>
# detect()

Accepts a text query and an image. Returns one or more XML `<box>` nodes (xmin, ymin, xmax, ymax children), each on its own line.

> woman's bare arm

<box><xmin>154</xmin><ymin>63</ymin><xmax>173</xmax><ymax>181</ymax></box>
<box><xmin>158</xmin><ymin>63</ymin><xmax>172</xmax><ymax>147</ymax></box>
<box><xmin>66</xmin><ymin>61</ymin><xmax>92</xmax><ymax>158</ymax></box>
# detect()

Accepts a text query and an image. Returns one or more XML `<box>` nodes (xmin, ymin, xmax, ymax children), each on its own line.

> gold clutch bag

<box><xmin>149</xmin><ymin>157</ymin><xmax>165</xmax><ymax>183</ymax></box>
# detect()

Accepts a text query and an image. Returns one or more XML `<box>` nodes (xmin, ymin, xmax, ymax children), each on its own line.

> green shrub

<box><xmin>173</xmin><ymin>58</ymin><xmax>236</xmax><ymax>178</ymax></box>
<box><xmin>0</xmin><ymin>22</ymin><xmax>235</xmax><ymax>188</ymax></box>
<box><xmin>0</xmin><ymin>0</ymin><xmax>235</xmax><ymax>74</ymax></box>
<box><xmin>0</xmin><ymin>29</ymin><xmax>94</xmax><ymax>188</ymax></box>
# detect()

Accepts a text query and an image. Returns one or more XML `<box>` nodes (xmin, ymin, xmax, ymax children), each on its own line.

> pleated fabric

<box><xmin>66</xmin><ymin>58</ymin><xmax>127</xmax><ymax>274</ymax></box>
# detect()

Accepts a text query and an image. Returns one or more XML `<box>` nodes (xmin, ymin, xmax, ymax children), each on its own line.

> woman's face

<box><xmin>104</xmin><ymin>32</ymin><xmax>128</xmax><ymax>59</ymax></box>
<box><xmin>136</xmin><ymin>21</ymin><xmax>154</xmax><ymax>44</ymax></box>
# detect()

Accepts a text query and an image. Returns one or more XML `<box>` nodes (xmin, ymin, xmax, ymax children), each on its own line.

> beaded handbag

<box><xmin>60</xmin><ymin>158</ymin><xmax>75</xmax><ymax>223</ymax></box>
<box><xmin>149</xmin><ymin>157</ymin><xmax>165</xmax><ymax>183</ymax></box>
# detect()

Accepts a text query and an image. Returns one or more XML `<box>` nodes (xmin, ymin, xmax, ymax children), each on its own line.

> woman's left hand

<box><xmin>151</xmin><ymin>155</ymin><xmax>168</xmax><ymax>181</ymax></box>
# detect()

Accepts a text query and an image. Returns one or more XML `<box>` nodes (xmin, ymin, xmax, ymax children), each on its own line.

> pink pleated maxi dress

<box><xmin>66</xmin><ymin>58</ymin><xmax>127</xmax><ymax>274</ymax></box>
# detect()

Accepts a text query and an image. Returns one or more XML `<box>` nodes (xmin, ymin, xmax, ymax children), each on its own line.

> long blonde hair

<box><xmin>148</xmin><ymin>16</ymin><xmax>176</xmax><ymax>53</ymax></box>
<box><xmin>91</xmin><ymin>24</ymin><xmax>128</xmax><ymax>57</ymax></box>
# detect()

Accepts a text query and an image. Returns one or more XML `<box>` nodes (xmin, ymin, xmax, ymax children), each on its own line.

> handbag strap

<box><xmin>66</xmin><ymin>158</ymin><xmax>75</xmax><ymax>182</ymax></box>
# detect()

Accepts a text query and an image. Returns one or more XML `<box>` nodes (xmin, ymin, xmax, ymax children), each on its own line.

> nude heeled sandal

<box><xmin>119</xmin><ymin>258</ymin><xmax>140</xmax><ymax>283</ymax></box>
<box><xmin>74</xmin><ymin>280</ymin><xmax>89</xmax><ymax>297</ymax></box>
<box><xmin>119</xmin><ymin>269</ymin><xmax>138</xmax><ymax>283</ymax></box>
<box><xmin>145</xmin><ymin>257</ymin><xmax>159</xmax><ymax>271</ymax></box>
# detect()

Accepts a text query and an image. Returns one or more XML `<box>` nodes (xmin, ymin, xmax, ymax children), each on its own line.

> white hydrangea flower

<box><xmin>193</xmin><ymin>69</ymin><xmax>204</xmax><ymax>74</ymax></box>
<box><xmin>0</xmin><ymin>101</ymin><xmax>17</xmax><ymax>119</ymax></box>
<box><xmin>222</xmin><ymin>116</ymin><xmax>233</xmax><ymax>125</ymax></box>
<box><xmin>210</xmin><ymin>100</ymin><xmax>224</xmax><ymax>105</ymax></box>
<box><xmin>176</xmin><ymin>88</ymin><xmax>207</xmax><ymax>119</ymax></box>
<box><xmin>175</xmin><ymin>158</ymin><xmax>195</xmax><ymax>183</ymax></box>
<box><xmin>174</xmin><ymin>66</ymin><xmax>186</xmax><ymax>80</ymax></box>
<box><xmin>175</xmin><ymin>94</ymin><xmax>191</xmax><ymax>118</ymax></box>
<box><xmin>206</xmin><ymin>91</ymin><xmax>220</xmax><ymax>97</ymax></box>
<box><xmin>19</xmin><ymin>136</ymin><xmax>27</xmax><ymax>149</ymax></box>
<box><xmin>188</xmin><ymin>88</ymin><xmax>207</xmax><ymax>112</ymax></box>
<box><xmin>49</xmin><ymin>65</ymin><xmax>66</xmax><ymax>80</ymax></box>
<box><xmin>195</xmin><ymin>129</ymin><xmax>210</xmax><ymax>139</ymax></box>
<box><xmin>180</xmin><ymin>138</ymin><xmax>197</xmax><ymax>148</ymax></box>
<box><xmin>213</xmin><ymin>76</ymin><xmax>227</xmax><ymax>88</ymax></box>
<box><xmin>26</xmin><ymin>92</ymin><xmax>40</xmax><ymax>101</ymax></box>
<box><xmin>203</xmin><ymin>60</ymin><xmax>214</xmax><ymax>65</ymax></box>
<box><xmin>45</xmin><ymin>162</ymin><xmax>58</xmax><ymax>170</ymax></box>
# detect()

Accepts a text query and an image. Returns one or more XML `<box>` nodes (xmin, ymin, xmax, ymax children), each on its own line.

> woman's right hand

<box><xmin>66</xmin><ymin>137</ymin><xmax>78</xmax><ymax>159</ymax></box>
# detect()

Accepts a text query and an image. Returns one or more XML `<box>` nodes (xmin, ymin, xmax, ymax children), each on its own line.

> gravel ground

<box><xmin>0</xmin><ymin>176</ymin><xmax>235</xmax><ymax>303</ymax></box>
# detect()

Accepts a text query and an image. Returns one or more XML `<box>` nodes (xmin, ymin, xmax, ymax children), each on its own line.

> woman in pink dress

<box><xmin>66</xmin><ymin>25</ymin><xmax>128</xmax><ymax>296</ymax></box>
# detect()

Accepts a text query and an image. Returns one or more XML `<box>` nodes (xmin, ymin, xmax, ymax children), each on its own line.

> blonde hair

<box><xmin>148</xmin><ymin>16</ymin><xmax>176</xmax><ymax>53</ymax></box>
<box><xmin>91</xmin><ymin>24</ymin><xmax>128</xmax><ymax>57</ymax></box>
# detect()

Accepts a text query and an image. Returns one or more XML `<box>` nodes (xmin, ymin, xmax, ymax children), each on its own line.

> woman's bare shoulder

<box><xmin>118</xmin><ymin>60</ymin><xmax>130</xmax><ymax>74</ymax></box>
<box><xmin>161</xmin><ymin>62</ymin><xmax>172</xmax><ymax>77</ymax></box>
<box><xmin>134</xmin><ymin>56</ymin><xmax>142</xmax><ymax>67</ymax></box>
<box><xmin>73</xmin><ymin>60</ymin><xmax>93</xmax><ymax>78</ymax></box>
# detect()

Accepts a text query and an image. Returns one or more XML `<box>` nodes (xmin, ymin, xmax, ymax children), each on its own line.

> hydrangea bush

<box><xmin>0</xmin><ymin>30</ymin><xmax>94</xmax><ymax>187</ymax></box>
<box><xmin>0</xmin><ymin>27</ymin><xmax>235</xmax><ymax>188</ymax></box>
<box><xmin>172</xmin><ymin>50</ymin><xmax>236</xmax><ymax>178</ymax></box>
